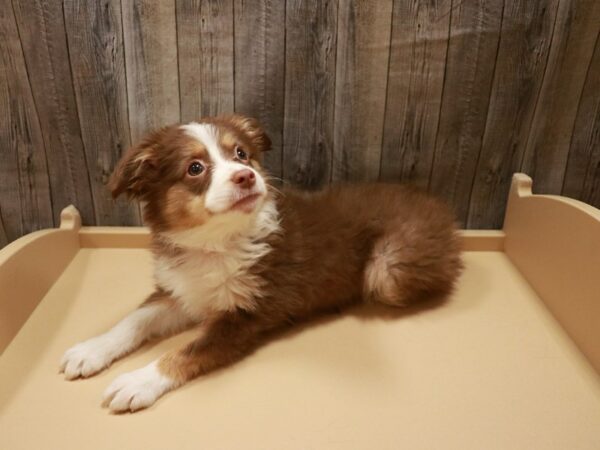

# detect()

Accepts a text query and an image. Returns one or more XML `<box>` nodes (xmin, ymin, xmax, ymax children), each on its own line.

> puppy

<box><xmin>60</xmin><ymin>114</ymin><xmax>463</xmax><ymax>413</ymax></box>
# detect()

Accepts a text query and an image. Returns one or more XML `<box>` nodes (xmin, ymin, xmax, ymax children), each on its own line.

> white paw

<box><xmin>60</xmin><ymin>336</ymin><xmax>116</xmax><ymax>380</ymax></box>
<box><xmin>102</xmin><ymin>362</ymin><xmax>176</xmax><ymax>413</ymax></box>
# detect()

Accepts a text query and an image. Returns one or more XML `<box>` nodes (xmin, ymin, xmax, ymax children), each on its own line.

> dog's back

<box><xmin>250</xmin><ymin>183</ymin><xmax>463</xmax><ymax>324</ymax></box>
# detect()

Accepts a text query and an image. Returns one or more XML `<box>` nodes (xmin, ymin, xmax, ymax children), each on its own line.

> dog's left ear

<box><xmin>108</xmin><ymin>143</ymin><xmax>155</xmax><ymax>200</ymax></box>
<box><xmin>108</xmin><ymin>130</ymin><xmax>162</xmax><ymax>200</ymax></box>
<box><xmin>229</xmin><ymin>114</ymin><xmax>271</xmax><ymax>153</ymax></box>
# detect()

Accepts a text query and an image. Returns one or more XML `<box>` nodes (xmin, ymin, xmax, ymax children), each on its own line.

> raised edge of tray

<box><xmin>504</xmin><ymin>173</ymin><xmax>600</xmax><ymax>375</ymax></box>
<box><xmin>0</xmin><ymin>206</ymin><xmax>80</xmax><ymax>353</ymax></box>
<box><xmin>1</xmin><ymin>174</ymin><xmax>598</xmax><ymax>376</ymax></box>
<box><xmin>76</xmin><ymin>225</ymin><xmax>505</xmax><ymax>251</ymax></box>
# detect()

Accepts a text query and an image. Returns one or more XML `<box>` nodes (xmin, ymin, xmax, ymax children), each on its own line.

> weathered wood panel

<box><xmin>467</xmin><ymin>0</ymin><xmax>560</xmax><ymax>228</ymax></box>
<box><xmin>282</xmin><ymin>0</ymin><xmax>337</xmax><ymax>188</ymax></box>
<box><xmin>521</xmin><ymin>0</ymin><xmax>600</xmax><ymax>195</ymax></box>
<box><xmin>563</xmin><ymin>33</ymin><xmax>600</xmax><ymax>208</ymax></box>
<box><xmin>331</xmin><ymin>0</ymin><xmax>393</xmax><ymax>182</ymax></box>
<box><xmin>11</xmin><ymin>0</ymin><xmax>95</xmax><ymax>225</ymax></box>
<box><xmin>64</xmin><ymin>0</ymin><xmax>140</xmax><ymax>225</ymax></box>
<box><xmin>0</xmin><ymin>0</ymin><xmax>53</xmax><ymax>242</ymax></box>
<box><xmin>379</xmin><ymin>0</ymin><xmax>450</xmax><ymax>189</ymax></box>
<box><xmin>177</xmin><ymin>0</ymin><xmax>234</xmax><ymax>121</ymax></box>
<box><xmin>0</xmin><ymin>208</ymin><xmax>7</xmax><ymax>248</ymax></box>
<box><xmin>234</xmin><ymin>0</ymin><xmax>285</xmax><ymax>179</ymax></box>
<box><xmin>2</xmin><ymin>0</ymin><xmax>600</xmax><ymax>245</ymax></box>
<box><xmin>121</xmin><ymin>0</ymin><xmax>179</xmax><ymax>142</ymax></box>
<box><xmin>428</xmin><ymin>0</ymin><xmax>504</xmax><ymax>226</ymax></box>
<box><xmin>0</xmin><ymin>2</ymin><xmax>24</xmax><ymax>244</ymax></box>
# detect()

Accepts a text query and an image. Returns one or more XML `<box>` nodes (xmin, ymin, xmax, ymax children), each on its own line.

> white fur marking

<box><xmin>158</xmin><ymin>199</ymin><xmax>280</xmax><ymax>318</ymax></box>
<box><xmin>181</xmin><ymin>122</ymin><xmax>267</xmax><ymax>214</ymax></box>
<box><xmin>181</xmin><ymin>122</ymin><xmax>221</xmax><ymax>161</ymax></box>
<box><xmin>102</xmin><ymin>361</ymin><xmax>176</xmax><ymax>412</ymax></box>
<box><xmin>60</xmin><ymin>302</ymin><xmax>191</xmax><ymax>379</ymax></box>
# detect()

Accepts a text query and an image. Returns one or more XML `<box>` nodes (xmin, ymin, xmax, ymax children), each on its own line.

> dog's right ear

<box><xmin>108</xmin><ymin>139</ymin><xmax>157</xmax><ymax>200</ymax></box>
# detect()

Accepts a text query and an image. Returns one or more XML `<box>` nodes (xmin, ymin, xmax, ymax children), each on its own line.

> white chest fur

<box><xmin>154</xmin><ymin>200</ymin><xmax>280</xmax><ymax>319</ymax></box>
<box><xmin>154</xmin><ymin>246</ymin><xmax>265</xmax><ymax>318</ymax></box>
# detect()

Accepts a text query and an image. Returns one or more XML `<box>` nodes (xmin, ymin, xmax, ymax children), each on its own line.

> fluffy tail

<box><xmin>363</xmin><ymin>211</ymin><xmax>463</xmax><ymax>306</ymax></box>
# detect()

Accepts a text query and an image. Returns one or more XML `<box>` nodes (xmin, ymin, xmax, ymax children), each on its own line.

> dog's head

<box><xmin>109</xmin><ymin>115</ymin><xmax>275</xmax><ymax>247</ymax></box>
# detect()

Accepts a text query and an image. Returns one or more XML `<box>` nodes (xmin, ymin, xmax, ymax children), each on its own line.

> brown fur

<box><xmin>111</xmin><ymin>115</ymin><xmax>463</xmax><ymax>389</ymax></box>
<box><xmin>156</xmin><ymin>183</ymin><xmax>463</xmax><ymax>383</ymax></box>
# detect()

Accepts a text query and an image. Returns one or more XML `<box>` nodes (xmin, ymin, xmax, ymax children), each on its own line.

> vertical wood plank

<box><xmin>282</xmin><ymin>0</ymin><xmax>337</xmax><ymax>188</ymax></box>
<box><xmin>234</xmin><ymin>0</ymin><xmax>285</xmax><ymax>179</ymax></box>
<box><xmin>177</xmin><ymin>0</ymin><xmax>234</xmax><ymax>121</ymax></box>
<box><xmin>121</xmin><ymin>0</ymin><xmax>179</xmax><ymax>142</ymax></box>
<box><xmin>331</xmin><ymin>0</ymin><xmax>393</xmax><ymax>182</ymax></box>
<box><xmin>379</xmin><ymin>0</ymin><xmax>451</xmax><ymax>188</ymax></box>
<box><xmin>0</xmin><ymin>0</ymin><xmax>54</xmax><ymax>242</ymax></box>
<box><xmin>11</xmin><ymin>0</ymin><xmax>95</xmax><ymax>225</ymax></box>
<box><xmin>64</xmin><ymin>0</ymin><xmax>140</xmax><ymax>225</ymax></box>
<box><xmin>563</xmin><ymin>33</ymin><xmax>600</xmax><ymax>208</ymax></box>
<box><xmin>428</xmin><ymin>0</ymin><xmax>504</xmax><ymax>226</ymax></box>
<box><xmin>0</xmin><ymin>95</ymin><xmax>22</xmax><ymax>243</ymax></box>
<box><xmin>0</xmin><ymin>5</ymin><xmax>23</xmax><ymax>244</ymax></box>
<box><xmin>521</xmin><ymin>0</ymin><xmax>600</xmax><ymax>195</ymax></box>
<box><xmin>0</xmin><ymin>208</ymin><xmax>8</xmax><ymax>248</ymax></box>
<box><xmin>467</xmin><ymin>0</ymin><xmax>560</xmax><ymax>228</ymax></box>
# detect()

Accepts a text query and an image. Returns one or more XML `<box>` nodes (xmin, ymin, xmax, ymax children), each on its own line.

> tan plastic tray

<box><xmin>1</xmin><ymin>174</ymin><xmax>599</xmax><ymax>450</ymax></box>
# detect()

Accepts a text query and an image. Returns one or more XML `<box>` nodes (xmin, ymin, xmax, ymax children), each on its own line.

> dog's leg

<box><xmin>60</xmin><ymin>290</ymin><xmax>193</xmax><ymax>380</ymax></box>
<box><xmin>102</xmin><ymin>311</ymin><xmax>263</xmax><ymax>412</ymax></box>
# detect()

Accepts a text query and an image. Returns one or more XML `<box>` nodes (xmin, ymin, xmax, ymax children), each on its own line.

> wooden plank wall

<box><xmin>1</xmin><ymin>0</ymin><xmax>599</xmax><ymax>245</ymax></box>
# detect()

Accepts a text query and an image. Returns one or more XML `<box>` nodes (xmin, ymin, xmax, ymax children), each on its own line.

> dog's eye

<box><xmin>236</xmin><ymin>147</ymin><xmax>248</xmax><ymax>161</ymax></box>
<box><xmin>187</xmin><ymin>161</ymin><xmax>204</xmax><ymax>176</ymax></box>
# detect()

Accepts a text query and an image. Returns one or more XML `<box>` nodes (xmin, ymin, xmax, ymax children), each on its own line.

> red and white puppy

<box><xmin>60</xmin><ymin>115</ymin><xmax>463</xmax><ymax>413</ymax></box>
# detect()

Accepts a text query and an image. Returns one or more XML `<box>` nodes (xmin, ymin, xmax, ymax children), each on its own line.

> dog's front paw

<box><xmin>59</xmin><ymin>336</ymin><xmax>115</xmax><ymax>380</ymax></box>
<box><xmin>102</xmin><ymin>362</ymin><xmax>176</xmax><ymax>413</ymax></box>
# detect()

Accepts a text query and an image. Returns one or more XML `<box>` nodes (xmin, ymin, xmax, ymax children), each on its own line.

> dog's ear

<box><xmin>229</xmin><ymin>114</ymin><xmax>271</xmax><ymax>153</ymax></box>
<box><xmin>108</xmin><ymin>135</ymin><xmax>159</xmax><ymax>200</ymax></box>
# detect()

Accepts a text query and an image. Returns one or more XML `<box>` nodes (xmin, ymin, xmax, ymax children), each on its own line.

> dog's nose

<box><xmin>231</xmin><ymin>169</ymin><xmax>256</xmax><ymax>188</ymax></box>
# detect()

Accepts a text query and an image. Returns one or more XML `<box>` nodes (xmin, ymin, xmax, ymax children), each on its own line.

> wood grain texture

<box><xmin>2</xmin><ymin>0</ymin><xmax>600</xmax><ymax>244</ymax></box>
<box><xmin>0</xmin><ymin>0</ymin><xmax>53</xmax><ymax>242</ymax></box>
<box><xmin>64</xmin><ymin>0</ymin><xmax>140</xmax><ymax>225</ymax></box>
<box><xmin>521</xmin><ymin>0</ymin><xmax>600</xmax><ymax>195</ymax></box>
<box><xmin>379</xmin><ymin>0</ymin><xmax>451</xmax><ymax>188</ymax></box>
<box><xmin>563</xmin><ymin>33</ymin><xmax>600</xmax><ymax>208</ymax></box>
<box><xmin>234</xmin><ymin>0</ymin><xmax>285</xmax><ymax>179</ymax></box>
<box><xmin>11</xmin><ymin>0</ymin><xmax>95</xmax><ymax>225</ymax></box>
<box><xmin>121</xmin><ymin>0</ymin><xmax>179</xmax><ymax>142</ymax></box>
<box><xmin>467</xmin><ymin>0</ymin><xmax>560</xmax><ymax>228</ymax></box>
<box><xmin>177</xmin><ymin>0</ymin><xmax>234</xmax><ymax>121</ymax></box>
<box><xmin>0</xmin><ymin>208</ymin><xmax>7</xmax><ymax>248</ymax></box>
<box><xmin>429</xmin><ymin>0</ymin><xmax>504</xmax><ymax>226</ymax></box>
<box><xmin>331</xmin><ymin>0</ymin><xmax>393</xmax><ymax>182</ymax></box>
<box><xmin>282</xmin><ymin>0</ymin><xmax>337</xmax><ymax>188</ymax></box>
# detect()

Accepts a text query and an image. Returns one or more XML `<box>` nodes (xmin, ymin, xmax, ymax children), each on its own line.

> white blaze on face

<box><xmin>181</xmin><ymin>122</ymin><xmax>266</xmax><ymax>213</ymax></box>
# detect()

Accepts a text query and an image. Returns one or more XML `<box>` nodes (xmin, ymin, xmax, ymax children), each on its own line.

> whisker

<box><xmin>267</xmin><ymin>185</ymin><xmax>284</xmax><ymax>197</ymax></box>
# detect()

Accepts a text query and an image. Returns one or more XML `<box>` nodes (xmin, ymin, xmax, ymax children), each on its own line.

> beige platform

<box><xmin>1</xmin><ymin>174</ymin><xmax>599</xmax><ymax>450</ymax></box>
